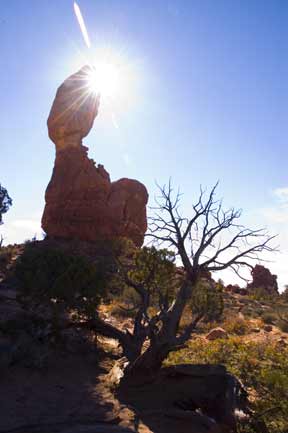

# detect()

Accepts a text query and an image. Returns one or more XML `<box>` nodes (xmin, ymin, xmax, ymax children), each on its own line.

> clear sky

<box><xmin>1</xmin><ymin>1</ymin><xmax>288</xmax><ymax>289</ymax></box>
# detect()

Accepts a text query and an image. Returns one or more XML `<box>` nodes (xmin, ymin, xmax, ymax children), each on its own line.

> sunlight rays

<box><xmin>71</xmin><ymin>2</ymin><xmax>140</xmax><ymax>128</ymax></box>
<box><xmin>86</xmin><ymin>62</ymin><xmax>119</xmax><ymax>98</ymax></box>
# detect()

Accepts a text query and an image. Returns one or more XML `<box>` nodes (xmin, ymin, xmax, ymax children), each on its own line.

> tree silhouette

<box><xmin>79</xmin><ymin>181</ymin><xmax>276</xmax><ymax>378</ymax></box>
<box><xmin>0</xmin><ymin>184</ymin><xmax>12</xmax><ymax>225</ymax></box>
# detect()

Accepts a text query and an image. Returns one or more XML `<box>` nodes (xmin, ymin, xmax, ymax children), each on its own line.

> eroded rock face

<box><xmin>248</xmin><ymin>264</ymin><xmax>279</xmax><ymax>296</ymax></box>
<box><xmin>42</xmin><ymin>66</ymin><xmax>148</xmax><ymax>246</ymax></box>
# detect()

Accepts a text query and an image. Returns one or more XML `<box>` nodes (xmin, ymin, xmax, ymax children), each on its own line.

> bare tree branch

<box><xmin>148</xmin><ymin>181</ymin><xmax>277</xmax><ymax>281</ymax></box>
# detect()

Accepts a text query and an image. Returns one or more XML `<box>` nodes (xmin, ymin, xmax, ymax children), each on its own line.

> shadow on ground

<box><xmin>0</xmin><ymin>354</ymin><xmax>123</xmax><ymax>433</ymax></box>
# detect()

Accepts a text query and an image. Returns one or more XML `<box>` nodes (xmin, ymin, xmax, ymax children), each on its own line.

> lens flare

<box><xmin>72</xmin><ymin>3</ymin><xmax>139</xmax><ymax>125</ymax></box>
<box><xmin>87</xmin><ymin>63</ymin><xmax>119</xmax><ymax>98</ymax></box>
<box><xmin>74</xmin><ymin>2</ymin><xmax>91</xmax><ymax>48</ymax></box>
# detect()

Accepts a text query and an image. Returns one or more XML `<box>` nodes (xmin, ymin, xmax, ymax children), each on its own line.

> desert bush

<box><xmin>128</xmin><ymin>246</ymin><xmax>177</xmax><ymax>301</ymax></box>
<box><xmin>0</xmin><ymin>244</ymin><xmax>19</xmax><ymax>272</ymax></box>
<box><xmin>223</xmin><ymin>317</ymin><xmax>249</xmax><ymax>335</ymax></box>
<box><xmin>117</xmin><ymin>285</ymin><xmax>142</xmax><ymax>314</ymax></box>
<box><xmin>190</xmin><ymin>279</ymin><xmax>224</xmax><ymax>323</ymax></box>
<box><xmin>0</xmin><ymin>250</ymin><xmax>12</xmax><ymax>272</ymax></box>
<box><xmin>249</xmin><ymin>287</ymin><xmax>275</xmax><ymax>301</ymax></box>
<box><xmin>166</xmin><ymin>337</ymin><xmax>288</xmax><ymax>433</ymax></box>
<box><xmin>277</xmin><ymin>320</ymin><xmax>288</xmax><ymax>333</ymax></box>
<box><xmin>15</xmin><ymin>243</ymin><xmax>107</xmax><ymax>320</ymax></box>
<box><xmin>112</xmin><ymin>246</ymin><xmax>177</xmax><ymax>309</ymax></box>
<box><xmin>262</xmin><ymin>312</ymin><xmax>277</xmax><ymax>325</ymax></box>
<box><xmin>111</xmin><ymin>246</ymin><xmax>178</xmax><ymax>318</ymax></box>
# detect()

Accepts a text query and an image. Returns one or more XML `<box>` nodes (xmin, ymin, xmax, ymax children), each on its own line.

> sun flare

<box><xmin>71</xmin><ymin>46</ymin><xmax>139</xmax><ymax>124</ymax></box>
<box><xmin>86</xmin><ymin>62</ymin><xmax>120</xmax><ymax>98</ymax></box>
<box><xmin>73</xmin><ymin>2</ymin><xmax>138</xmax><ymax>117</ymax></box>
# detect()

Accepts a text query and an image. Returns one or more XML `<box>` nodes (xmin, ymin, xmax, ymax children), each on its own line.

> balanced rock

<box><xmin>42</xmin><ymin>66</ymin><xmax>148</xmax><ymax>246</ymax></box>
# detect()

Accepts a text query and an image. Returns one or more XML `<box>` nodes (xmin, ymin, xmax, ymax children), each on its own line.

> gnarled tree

<box><xmin>76</xmin><ymin>181</ymin><xmax>275</xmax><ymax>379</ymax></box>
<box><xmin>118</xmin><ymin>181</ymin><xmax>276</xmax><ymax>378</ymax></box>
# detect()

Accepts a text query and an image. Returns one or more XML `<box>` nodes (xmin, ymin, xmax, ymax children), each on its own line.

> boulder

<box><xmin>206</xmin><ymin>327</ymin><xmax>228</xmax><ymax>341</ymax></box>
<box><xmin>226</xmin><ymin>285</ymin><xmax>248</xmax><ymax>296</ymax></box>
<box><xmin>42</xmin><ymin>66</ymin><xmax>148</xmax><ymax>247</ymax></box>
<box><xmin>264</xmin><ymin>324</ymin><xmax>273</xmax><ymax>332</ymax></box>
<box><xmin>118</xmin><ymin>364</ymin><xmax>249</xmax><ymax>433</ymax></box>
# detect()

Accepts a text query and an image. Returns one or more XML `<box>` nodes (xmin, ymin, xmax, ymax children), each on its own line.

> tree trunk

<box><xmin>123</xmin><ymin>279</ymin><xmax>199</xmax><ymax>380</ymax></box>
<box><xmin>64</xmin><ymin>317</ymin><xmax>143</xmax><ymax>363</ymax></box>
<box><xmin>123</xmin><ymin>341</ymin><xmax>172</xmax><ymax>382</ymax></box>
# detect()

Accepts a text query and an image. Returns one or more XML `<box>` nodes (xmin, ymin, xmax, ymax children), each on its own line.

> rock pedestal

<box><xmin>42</xmin><ymin>66</ymin><xmax>148</xmax><ymax>246</ymax></box>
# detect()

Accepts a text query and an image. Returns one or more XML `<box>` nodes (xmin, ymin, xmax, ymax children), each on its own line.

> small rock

<box><xmin>264</xmin><ymin>324</ymin><xmax>273</xmax><ymax>332</ymax></box>
<box><xmin>106</xmin><ymin>358</ymin><xmax>127</xmax><ymax>386</ymax></box>
<box><xmin>206</xmin><ymin>327</ymin><xmax>228</xmax><ymax>341</ymax></box>
<box><xmin>251</xmin><ymin>327</ymin><xmax>261</xmax><ymax>333</ymax></box>
<box><xmin>276</xmin><ymin>337</ymin><xmax>288</xmax><ymax>347</ymax></box>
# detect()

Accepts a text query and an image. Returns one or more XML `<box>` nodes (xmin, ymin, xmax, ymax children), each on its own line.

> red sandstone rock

<box><xmin>42</xmin><ymin>66</ymin><xmax>148</xmax><ymax>246</ymax></box>
<box><xmin>226</xmin><ymin>284</ymin><xmax>248</xmax><ymax>296</ymax></box>
<box><xmin>264</xmin><ymin>324</ymin><xmax>273</xmax><ymax>333</ymax></box>
<box><xmin>47</xmin><ymin>65</ymin><xmax>100</xmax><ymax>148</ymax></box>
<box><xmin>206</xmin><ymin>327</ymin><xmax>228</xmax><ymax>341</ymax></box>
<box><xmin>247</xmin><ymin>264</ymin><xmax>279</xmax><ymax>296</ymax></box>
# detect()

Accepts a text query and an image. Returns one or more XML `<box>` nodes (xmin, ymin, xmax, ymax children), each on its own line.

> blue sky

<box><xmin>1</xmin><ymin>1</ymin><xmax>288</xmax><ymax>289</ymax></box>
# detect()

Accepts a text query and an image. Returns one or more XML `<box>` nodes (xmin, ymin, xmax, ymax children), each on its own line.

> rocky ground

<box><xmin>0</xmin><ymin>274</ymin><xmax>218</xmax><ymax>433</ymax></box>
<box><xmin>1</xmin><ymin>245</ymin><xmax>288</xmax><ymax>433</ymax></box>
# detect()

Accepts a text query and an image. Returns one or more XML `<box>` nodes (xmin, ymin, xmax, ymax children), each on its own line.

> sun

<box><xmin>86</xmin><ymin>62</ymin><xmax>119</xmax><ymax>98</ymax></box>
<box><xmin>71</xmin><ymin>46</ymin><xmax>139</xmax><ymax>121</ymax></box>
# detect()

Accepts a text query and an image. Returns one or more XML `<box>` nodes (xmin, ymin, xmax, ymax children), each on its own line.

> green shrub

<box><xmin>15</xmin><ymin>243</ymin><xmax>107</xmax><ymax>319</ymax></box>
<box><xmin>262</xmin><ymin>312</ymin><xmax>277</xmax><ymax>325</ymax></box>
<box><xmin>0</xmin><ymin>244</ymin><xmax>20</xmax><ymax>272</ymax></box>
<box><xmin>128</xmin><ymin>246</ymin><xmax>176</xmax><ymax>303</ymax></box>
<box><xmin>190</xmin><ymin>279</ymin><xmax>224</xmax><ymax>322</ymax></box>
<box><xmin>249</xmin><ymin>287</ymin><xmax>275</xmax><ymax>301</ymax></box>
<box><xmin>223</xmin><ymin>317</ymin><xmax>249</xmax><ymax>335</ymax></box>
<box><xmin>277</xmin><ymin>320</ymin><xmax>288</xmax><ymax>333</ymax></box>
<box><xmin>111</xmin><ymin>246</ymin><xmax>177</xmax><ymax>309</ymax></box>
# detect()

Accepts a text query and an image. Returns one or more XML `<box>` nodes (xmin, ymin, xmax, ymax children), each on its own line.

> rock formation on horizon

<box><xmin>41</xmin><ymin>66</ymin><xmax>148</xmax><ymax>246</ymax></box>
<box><xmin>248</xmin><ymin>264</ymin><xmax>279</xmax><ymax>296</ymax></box>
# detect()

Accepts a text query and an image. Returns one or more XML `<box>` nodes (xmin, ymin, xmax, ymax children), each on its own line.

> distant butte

<box><xmin>41</xmin><ymin>66</ymin><xmax>148</xmax><ymax>246</ymax></box>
